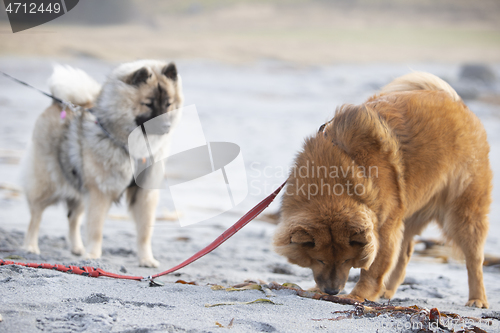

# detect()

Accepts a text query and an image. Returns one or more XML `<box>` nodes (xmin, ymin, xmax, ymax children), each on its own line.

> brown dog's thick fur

<box><xmin>274</xmin><ymin>72</ymin><xmax>492</xmax><ymax>308</ymax></box>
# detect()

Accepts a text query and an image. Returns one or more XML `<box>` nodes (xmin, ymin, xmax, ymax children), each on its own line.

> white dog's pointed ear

<box><xmin>162</xmin><ymin>62</ymin><xmax>178</xmax><ymax>81</ymax></box>
<box><xmin>125</xmin><ymin>67</ymin><xmax>150</xmax><ymax>86</ymax></box>
<box><xmin>290</xmin><ymin>227</ymin><xmax>314</xmax><ymax>245</ymax></box>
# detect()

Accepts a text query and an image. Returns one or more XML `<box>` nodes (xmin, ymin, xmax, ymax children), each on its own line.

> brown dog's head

<box><xmin>273</xmin><ymin>126</ymin><xmax>381</xmax><ymax>295</ymax></box>
<box><xmin>274</xmin><ymin>205</ymin><xmax>378</xmax><ymax>294</ymax></box>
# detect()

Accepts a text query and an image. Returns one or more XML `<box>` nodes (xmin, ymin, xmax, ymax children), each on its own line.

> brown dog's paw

<box><xmin>306</xmin><ymin>286</ymin><xmax>324</xmax><ymax>293</ymax></box>
<box><xmin>465</xmin><ymin>299</ymin><xmax>489</xmax><ymax>309</ymax></box>
<box><xmin>337</xmin><ymin>293</ymin><xmax>366</xmax><ymax>303</ymax></box>
<box><xmin>381</xmin><ymin>289</ymin><xmax>396</xmax><ymax>300</ymax></box>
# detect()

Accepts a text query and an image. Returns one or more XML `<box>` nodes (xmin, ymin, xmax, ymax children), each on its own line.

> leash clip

<box><xmin>143</xmin><ymin>275</ymin><xmax>164</xmax><ymax>287</ymax></box>
<box><xmin>60</xmin><ymin>101</ymin><xmax>79</xmax><ymax>119</ymax></box>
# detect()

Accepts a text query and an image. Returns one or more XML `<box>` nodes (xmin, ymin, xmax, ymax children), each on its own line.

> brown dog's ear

<box><xmin>349</xmin><ymin>230</ymin><xmax>368</xmax><ymax>247</ymax></box>
<box><xmin>162</xmin><ymin>62</ymin><xmax>178</xmax><ymax>81</ymax></box>
<box><xmin>350</xmin><ymin>227</ymin><xmax>378</xmax><ymax>269</ymax></box>
<box><xmin>125</xmin><ymin>67</ymin><xmax>150</xmax><ymax>86</ymax></box>
<box><xmin>290</xmin><ymin>227</ymin><xmax>314</xmax><ymax>246</ymax></box>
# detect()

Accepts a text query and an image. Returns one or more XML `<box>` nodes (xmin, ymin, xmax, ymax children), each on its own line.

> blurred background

<box><xmin>1</xmin><ymin>0</ymin><xmax>499</xmax><ymax>63</ymax></box>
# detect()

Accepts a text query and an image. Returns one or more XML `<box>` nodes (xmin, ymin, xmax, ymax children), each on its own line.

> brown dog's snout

<box><xmin>315</xmin><ymin>265</ymin><xmax>349</xmax><ymax>296</ymax></box>
<box><xmin>324</xmin><ymin>288</ymin><xmax>340</xmax><ymax>295</ymax></box>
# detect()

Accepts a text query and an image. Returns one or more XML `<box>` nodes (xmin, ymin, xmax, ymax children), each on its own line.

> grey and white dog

<box><xmin>22</xmin><ymin>60</ymin><xmax>184</xmax><ymax>267</ymax></box>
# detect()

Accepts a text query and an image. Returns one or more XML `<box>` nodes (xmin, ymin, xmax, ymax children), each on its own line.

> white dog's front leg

<box><xmin>23</xmin><ymin>205</ymin><xmax>44</xmax><ymax>254</ymax></box>
<box><xmin>84</xmin><ymin>188</ymin><xmax>113</xmax><ymax>259</ymax></box>
<box><xmin>127</xmin><ymin>187</ymin><xmax>160</xmax><ymax>267</ymax></box>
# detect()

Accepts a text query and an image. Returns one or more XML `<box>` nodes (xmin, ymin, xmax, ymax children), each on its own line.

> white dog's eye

<box><xmin>141</xmin><ymin>101</ymin><xmax>154</xmax><ymax>109</ymax></box>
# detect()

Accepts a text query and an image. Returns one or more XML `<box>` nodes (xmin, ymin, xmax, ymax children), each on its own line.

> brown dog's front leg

<box><xmin>349</xmin><ymin>268</ymin><xmax>386</xmax><ymax>301</ymax></box>
<box><xmin>348</xmin><ymin>222</ymin><xmax>403</xmax><ymax>301</ymax></box>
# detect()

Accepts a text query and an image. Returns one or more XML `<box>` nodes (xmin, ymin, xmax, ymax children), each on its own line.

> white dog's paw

<box><xmin>139</xmin><ymin>257</ymin><xmax>160</xmax><ymax>268</ymax></box>
<box><xmin>71</xmin><ymin>246</ymin><xmax>85</xmax><ymax>256</ymax></box>
<box><xmin>84</xmin><ymin>251</ymin><xmax>102</xmax><ymax>260</ymax></box>
<box><xmin>23</xmin><ymin>244</ymin><xmax>40</xmax><ymax>254</ymax></box>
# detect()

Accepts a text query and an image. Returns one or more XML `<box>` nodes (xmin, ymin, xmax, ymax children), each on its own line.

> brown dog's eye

<box><xmin>317</xmin><ymin>260</ymin><xmax>325</xmax><ymax>265</ymax></box>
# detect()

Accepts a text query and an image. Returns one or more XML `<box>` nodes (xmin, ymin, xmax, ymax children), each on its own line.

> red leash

<box><xmin>0</xmin><ymin>181</ymin><xmax>286</xmax><ymax>282</ymax></box>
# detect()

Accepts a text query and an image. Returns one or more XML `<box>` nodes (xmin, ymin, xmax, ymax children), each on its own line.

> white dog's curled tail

<box><xmin>48</xmin><ymin>65</ymin><xmax>101</xmax><ymax>106</ymax></box>
<box><xmin>380</xmin><ymin>71</ymin><xmax>460</xmax><ymax>102</ymax></box>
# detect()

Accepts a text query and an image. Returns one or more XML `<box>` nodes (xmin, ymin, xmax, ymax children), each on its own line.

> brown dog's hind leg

<box><xmin>448</xmin><ymin>222</ymin><xmax>488</xmax><ymax>307</ymax></box>
<box><xmin>450</xmin><ymin>218</ymin><xmax>488</xmax><ymax>309</ymax></box>
<box><xmin>444</xmin><ymin>181</ymin><xmax>490</xmax><ymax>308</ymax></box>
<box><xmin>463</xmin><ymin>246</ymin><xmax>488</xmax><ymax>309</ymax></box>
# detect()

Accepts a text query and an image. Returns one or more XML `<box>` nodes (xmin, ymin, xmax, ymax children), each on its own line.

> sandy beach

<box><xmin>0</xmin><ymin>57</ymin><xmax>499</xmax><ymax>332</ymax></box>
<box><xmin>1</xmin><ymin>1</ymin><xmax>500</xmax><ymax>332</ymax></box>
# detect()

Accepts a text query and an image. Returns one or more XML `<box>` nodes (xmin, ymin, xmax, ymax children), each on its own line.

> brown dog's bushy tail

<box><xmin>380</xmin><ymin>72</ymin><xmax>460</xmax><ymax>102</ymax></box>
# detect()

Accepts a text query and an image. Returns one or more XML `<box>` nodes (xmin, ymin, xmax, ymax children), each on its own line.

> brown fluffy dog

<box><xmin>273</xmin><ymin>72</ymin><xmax>491</xmax><ymax>308</ymax></box>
